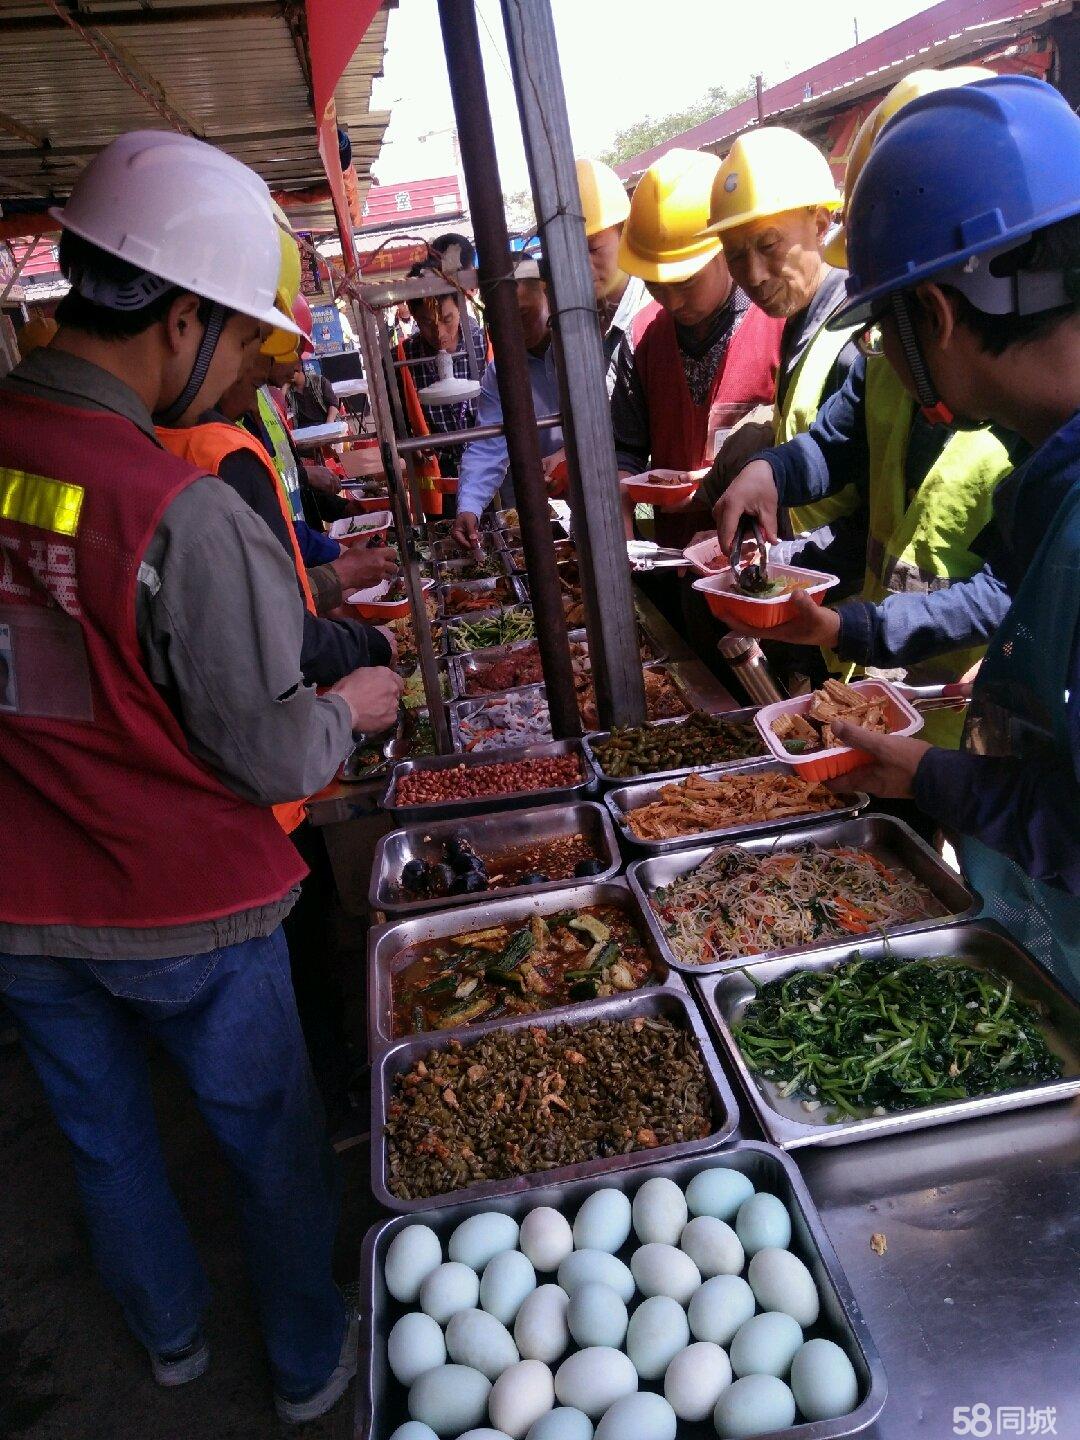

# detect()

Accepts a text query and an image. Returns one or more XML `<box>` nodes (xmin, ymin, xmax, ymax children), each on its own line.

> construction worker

<box><xmin>712</xmin><ymin>69</ymin><xmax>1019</xmax><ymax>745</ymax></box>
<box><xmin>612</xmin><ymin>147</ymin><xmax>784</xmax><ymax>550</ymax></box>
<box><xmin>451</xmin><ymin>254</ymin><xmax>564</xmax><ymax>550</ymax></box>
<box><xmin>401</xmin><ymin>253</ymin><xmax>487</xmax><ymax>501</ymax></box>
<box><xmin>730</xmin><ymin>77</ymin><xmax>1080</xmax><ymax>989</ymax></box>
<box><xmin>576</xmin><ymin>157</ymin><xmax>651</xmax><ymax>392</ymax></box>
<box><xmin>258</xmin><ymin>288</ymin><xmax>398</xmax><ymax>614</ymax></box>
<box><xmin>0</xmin><ymin>131</ymin><xmax>399</xmax><ymax>1422</ymax></box>
<box><xmin>698</xmin><ymin>127</ymin><xmax>862</xmax><ymax>527</ymax></box>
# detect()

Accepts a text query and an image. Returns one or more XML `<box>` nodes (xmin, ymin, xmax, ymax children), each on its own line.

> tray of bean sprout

<box><xmin>626</xmin><ymin>814</ymin><xmax>976</xmax><ymax>976</ymax></box>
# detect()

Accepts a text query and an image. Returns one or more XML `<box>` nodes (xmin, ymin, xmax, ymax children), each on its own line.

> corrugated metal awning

<box><xmin>0</xmin><ymin>0</ymin><xmax>392</xmax><ymax>225</ymax></box>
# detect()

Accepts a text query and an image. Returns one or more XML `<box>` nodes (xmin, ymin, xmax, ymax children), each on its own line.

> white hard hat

<box><xmin>53</xmin><ymin>130</ymin><xmax>302</xmax><ymax>336</ymax></box>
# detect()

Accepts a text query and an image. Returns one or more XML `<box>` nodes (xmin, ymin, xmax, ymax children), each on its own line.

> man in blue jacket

<box><xmin>715</xmin><ymin>76</ymin><xmax>1080</xmax><ymax>992</ymax></box>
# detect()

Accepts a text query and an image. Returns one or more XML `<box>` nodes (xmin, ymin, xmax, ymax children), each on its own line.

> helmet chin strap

<box><xmin>889</xmin><ymin>291</ymin><xmax>955</xmax><ymax>426</ymax></box>
<box><xmin>153</xmin><ymin>303</ymin><xmax>229</xmax><ymax>427</ymax></box>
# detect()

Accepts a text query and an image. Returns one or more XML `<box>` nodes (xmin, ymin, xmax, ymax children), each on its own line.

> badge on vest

<box><xmin>0</xmin><ymin>603</ymin><xmax>93</xmax><ymax>722</ymax></box>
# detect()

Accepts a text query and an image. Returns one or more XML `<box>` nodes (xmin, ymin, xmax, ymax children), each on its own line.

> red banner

<box><xmin>305</xmin><ymin>0</ymin><xmax>383</xmax><ymax>274</ymax></box>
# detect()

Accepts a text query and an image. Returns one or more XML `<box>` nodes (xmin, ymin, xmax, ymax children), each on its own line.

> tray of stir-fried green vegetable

<box><xmin>627</xmin><ymin>815</ymin><xmax>976</xmax><ymax>975</ymax></box>
<box><xmin>696</xmin><ymin>922</ymin><xmax>1080</xmax><ymax>1147</ymax></box>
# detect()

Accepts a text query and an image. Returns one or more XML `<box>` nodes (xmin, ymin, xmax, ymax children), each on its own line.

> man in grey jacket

<box><xmin>0</xmin><ymin>132</ymin><xmax>398</xmax><ymax>1424</ymax></box>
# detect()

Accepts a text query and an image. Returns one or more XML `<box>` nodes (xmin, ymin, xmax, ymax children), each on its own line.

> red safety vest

<box><xmin>0</xmin><ymin>392</ymin><xmax>306</xmax><ymax>930</ymax></box>
<box><xmin>630</xmin><ymin>299</ymin><xmax>783</xmax><ymax>545</ymax></box>
<box><xmin>156</xmin><ymin>421</ymin><xmax>317</xmax><ymax>834</ymax></box>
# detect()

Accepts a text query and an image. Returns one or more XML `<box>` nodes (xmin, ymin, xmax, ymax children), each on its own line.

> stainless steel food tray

<box><xmin>583</xmin><ymin>704</ymin><xmax>766</xmax><ymax>789</ymax></box>
<box><xmin>357</xmin><ymin>1139</ymin><xmax>888</xmax><ymax>1439</ymax></box>
<box><xmin>450</xmin><ymin>663</ymin><xmax>698</xmax><ymax>754</ymax></box>
<box><xmin>369</xmin><ymin>799</ymin><xmax>622</xmax><ymax>917</ymax></box>
<box><xmin>431</xmin><ymin>534</ymin><xmax>502</xmax><ymax>562</ymax></box>
<box><xmin>697</xmin><ymin>921</ymin><xmax>1080</xmax><ymax>1149</ymax></box>
<box><xmin>604</xmin><ymin>759</ymin><xmax>866</xmax><ymax>853</ymax></box>
<box><xmin>449</xmin><ymin>626</ymin><xmax>666</xmax><ymax>703</ymax></box>
<box><xmin>627</xmin><ymin>814</ymin><xmax>978</xmax><ymax>977</ymax></box>
<box><xmin>366</xmin><ymin>876</ymin><xmax>675</xmax><ymax>1054</ymax></box>
<box><xmin>445</xmin><ymin>605</ymin><xmax>538</xmax><ymax>656</ymax></box>
<box><xmin>381</xmin><ymin>737</ymin><xmax>594</xmax><ymax>823</ymax></box>
<box><xmin>449</xmin><ymin>683</ymin><xmax>554</xmax><ymax>753</ymax></box>
<box><xmin>505</xmin><ymin>537</ymin><xmax>577</xmax><ymax>570</ymax></box>
<box><xmin>371</xmin><ymin>983</ymin><xmax>739</xmax><ymax>1212</ymax></box>
<box><xmin>436</xmin><ymin>573</ymin><xmax>529</xmax><ymax>619</ymax></box>
<box><xmin>433</xmin><ymin>552</ymin><xmax>513</xmax><ymax>584</ymax></box>
<box><xmin>447</xmin><ymin>630</ymin><xmax>587</xmax><ymax>702</ymax></box>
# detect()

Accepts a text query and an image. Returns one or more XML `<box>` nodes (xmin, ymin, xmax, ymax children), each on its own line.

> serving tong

<box><xmin>728</xmin><ymin>514</ymin><xmax>771</xmax><ymax>594</ymax></box>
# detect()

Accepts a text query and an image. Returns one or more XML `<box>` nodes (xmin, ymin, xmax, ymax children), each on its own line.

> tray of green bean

<box><xmin>696</xmin><ymin>922</ymin><xmax>1080</xmax><ymax>1148</ymax></box>
<box><xmin>446</xmin><ymin>606</ymin><xmax>537</xmax><ymax>655</ymax></box>
<box><xmin>583</xmin><ymin>706</ymin><xmax>768</xmax><ymax>787</ymax></box>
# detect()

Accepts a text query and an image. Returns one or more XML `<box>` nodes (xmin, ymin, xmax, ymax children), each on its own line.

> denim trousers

<box><xmin>0</xmin><ymin>927</ymin><xmax>346</xmax><ymax>1399</ymax></box>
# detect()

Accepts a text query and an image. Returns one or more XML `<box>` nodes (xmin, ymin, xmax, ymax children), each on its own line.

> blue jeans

<box><xmin>0</xmin><ymin>928</ymin><xmax>346</xmax><ymax>1399</ymax></box>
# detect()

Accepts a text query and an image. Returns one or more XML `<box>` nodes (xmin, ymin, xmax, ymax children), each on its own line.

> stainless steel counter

<box><xmin>798</xmin><ymin>1101</ymin><xmax>1080</xmax><ymax>1439</ymax></box>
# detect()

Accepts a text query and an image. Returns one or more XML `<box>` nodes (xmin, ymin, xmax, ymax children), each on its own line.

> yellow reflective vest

<box><xmin>824</xmin><ymin>358</ymin><xmax>1014</xmax><ymax>746</ymax></box>
<box><xmin>780</xmin><ymin>317</ymin><xmax>862</xmax><ymax>534</ymax></box>
<box><xmin>255</xmin><ymin>387</ymin><xmax>305</xmax><ymax>524</ymax></box>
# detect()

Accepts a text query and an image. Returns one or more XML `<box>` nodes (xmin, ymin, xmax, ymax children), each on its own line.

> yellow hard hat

<box><xmin>576</xmin><ymin>157</ymin><xmax>630</xmax><ymax>236</ymax></box>
<box><xmin>618</xmin><ymin>148</ymin><xmax>723</xmax><ymax>284</ymax></box>
<box><xmin>704</xmin><ymin>128</ymin><xmax>839</xmax><ymax>237</ymax></box>
<box><xmin>261</xmin><ymin>202</ymin><xmax>304</xmax><ymax>360</ymax></box>
<box><xmin>17</xmin><ymin>313</ymin><xmax>58</xmax><ymax>356</ymax></box>
<box><xmin>824</xmin><ymin>65</ymin><xmax>996</xmax><ymax>267</ymax></box>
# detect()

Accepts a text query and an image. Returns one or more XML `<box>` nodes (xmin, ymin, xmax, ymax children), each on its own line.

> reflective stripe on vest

<box><xmin>155</xmin><ymin>422</ymin><xmax>317</xmax><ymax>833</ymax></box>
<box><xmin>256</xmin><ymin>387</ymin><xmax>304</xmax><ymax>523</ymax></box>
<box><xmin>824</xmin><ymin>358</ymin><xmax>1013</xmax><ymax>747</ymax></box>
<box><xmin>783</xmin><ymin>317</ymin><xmax>862</xmax><ymax>535</ymax></box>
<box><xmin>0</xmin><ymin>466</ymin><xmax>85</xmax><ymax>536</ymax></box>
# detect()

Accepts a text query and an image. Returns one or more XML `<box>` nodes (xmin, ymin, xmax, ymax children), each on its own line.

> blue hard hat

<box><xmin>831</xmin><ymin>75</ymin><xmax>1080</xmax><ymax>328</ymax></box>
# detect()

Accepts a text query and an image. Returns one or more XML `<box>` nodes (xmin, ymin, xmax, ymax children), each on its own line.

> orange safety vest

<box><xmin>396</xmin><ymin>338</ymin><xmax>456</xmax><ymax>516</ymax></box>
<box><xmin>156</xmin><ymin>421</ymin><xmax>316</xmax><ymax>833</ymax></box>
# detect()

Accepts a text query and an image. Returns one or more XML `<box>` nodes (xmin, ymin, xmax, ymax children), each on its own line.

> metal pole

<box><xmin>498</xmin><ymin>0</ymin><xmax>647</xmax><ymax>728</ymax></box>
<box><xmin>354</xmin><ymin>300</ymin><xmax>453</xmax><ymax>754</ymax></box>
<box><xmin>436</xmin><ymin>0</ymin><xmax>581</xmax><ymax>740</ymax></box>
<box><xmin>395</xmin><ymin>413</ymin><xmax>560</xmax><ymax>455</ymax></box>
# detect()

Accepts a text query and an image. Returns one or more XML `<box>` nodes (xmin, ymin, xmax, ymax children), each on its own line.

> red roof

<box><xmin>616</xmin><ymin>0</ymin><xmax>1068</xmax><ymax>179</ymax></box>
<box><xmin>359</xmin><ymin>175</ymin><xmax>464</xmax><ymax>231</ymax></box>
<box><xmin>9</xmin><ymin>238</ymin><xmax>61</xmax><ymax>280</ymax></box>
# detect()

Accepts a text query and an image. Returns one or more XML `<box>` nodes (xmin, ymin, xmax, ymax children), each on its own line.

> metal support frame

<box><xmin>354</xmin><ymin>299</ymin><xmax>453</xmax><ymax>755</ymax></box>
<box><xmin>395</xmin><ymin>414</ymin><xmax>560</xmax><ymax>455</ymax></box>
<box><xmin>499</xmin><ymin>0</ymin><xmax>647</xmax><ymax>728</ymax></box>
<box><xmin>436</xmin><ymin>0</ymin><xmax>581</xmax><ymax>740</ymax></box>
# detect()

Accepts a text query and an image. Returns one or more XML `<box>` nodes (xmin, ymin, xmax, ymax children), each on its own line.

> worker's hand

<box><xmin>452</xmin><ymin>510</ymin><xmax>482</xmax><ymax>553</ymax></box>
<box><xmin>331</xmin><ymin>666</ymin><xmax>404</xmax><ymax>735</ymax></box>
<box><xmin>826</xmin><ymin>721</ymin><xmax>932</xmax><ymax>800</ymax></box>
<box><xmin>724</xmin><ymin>588</ymin><xmax>842</xmax><ymax>648</ymax></box>
<box><xmin>375</xmin><ymin>624</ymin><xmax>399</xmax><ymax>664</ymax></box>
<box><xmin>329</xmin><ymin>544</ymin><xmax>399</xmax><ymax>594</ymax></box>
<box><xmin>303</xmin><ymin>463</ymin><xmax>342</xmax><ymax>496</ymax></box>
<box><xmin>712</xmin><ymin>459</ymin><xmax>780</xmax><ymax>553</ymax></box>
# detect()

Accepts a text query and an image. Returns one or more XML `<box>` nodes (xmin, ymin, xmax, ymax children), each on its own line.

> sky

<box><xmin>372</xmin><ymin>0</ymin><xmax>938</xmax><ymax>193</ymax></box>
